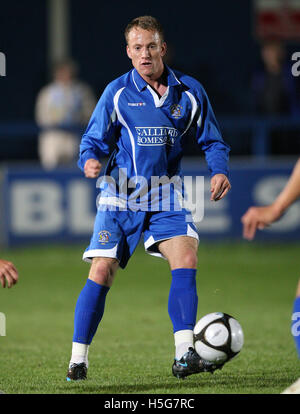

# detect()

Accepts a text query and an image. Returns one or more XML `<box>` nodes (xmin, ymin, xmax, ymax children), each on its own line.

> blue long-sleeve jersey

<box><xmin>78</xmin><ymin>65</ymin><xmax>230</xmax><ymax>204</ymax></box>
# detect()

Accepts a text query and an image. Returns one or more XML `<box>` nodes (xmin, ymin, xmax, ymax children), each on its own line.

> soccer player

<box><xmin>242</xmin><ymin>157</ymin><xmax>300</xmax><ymax>393</ymax></box>
<box><xmin>0</xmin><ymin>259</ymin><xmax>18</xmax><ymax>288</ymax></box>
<box><xmin>66</xmin><ymin>15</ymin><xmax>231</xmax><ymax>381</ymax></box>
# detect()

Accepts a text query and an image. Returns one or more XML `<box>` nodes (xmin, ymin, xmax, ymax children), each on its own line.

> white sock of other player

<box><xmin>174</xmin><ymin>329</ymin><xmax>194</xmax><ymax>360</ymax></box>
<box><xmin>69</xmin><ymin>342</ymin><xmax>89</xmax><ymax>368</ymax></box>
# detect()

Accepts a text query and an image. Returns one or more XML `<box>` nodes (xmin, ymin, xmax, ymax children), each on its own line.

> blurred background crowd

<box><xmin>1</xmin><ymin>0</ymin><xmax>300</xmax><ymax>166</ymax></box>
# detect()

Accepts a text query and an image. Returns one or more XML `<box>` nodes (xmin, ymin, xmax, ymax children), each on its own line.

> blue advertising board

<box><xmin>0</xmin><ymin>160</ymin><xmax>299</xmax><ymax>247</ymax></box>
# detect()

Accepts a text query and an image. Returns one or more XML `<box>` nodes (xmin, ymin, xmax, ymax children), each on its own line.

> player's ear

<box><xmin>126</xmin><ymin>45</ymin><xmax>132</xmax><ymax>59</ymax></box>
<box><xmin>161</xmin><ymin>42</ymin><xmax>167</xmax><ymax>58</ymax></box>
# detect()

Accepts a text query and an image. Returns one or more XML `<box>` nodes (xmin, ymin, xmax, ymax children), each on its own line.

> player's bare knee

<box><xmin>179</xmin><ymin>250</ymin><xmax>198</xmax><ymax>269</ymax></box>
<box><xmin>89</xmin><ymin>258</ymin><xmax>118</xmax><ymax>287</ymax></box>
<box><xmin>169</xmin><ymin>249</ymin><xmax>197</xmax><ymax>270</ymax></box>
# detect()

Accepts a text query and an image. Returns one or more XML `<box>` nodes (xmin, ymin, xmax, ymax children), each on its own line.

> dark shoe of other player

<box><xmin>66</xmin><ymin>363</ymin><xmax>87</xmax><ymax>381</ymax></box>
<box><xmin>172</xmin><ymin>347</ymin><xmax>223</xmax><ymax>379</ymax></box>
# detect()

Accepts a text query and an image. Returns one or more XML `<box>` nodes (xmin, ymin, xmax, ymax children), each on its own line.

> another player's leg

<box><xmin>158</xmin><ymin>236</ymin><xmax>220</xmax><ymax>379</ymax></box>
<box><xmin>66</xmin><ymin>257</ymin><xmax>119</xmax><ymax>381</ymax></box>
<box><xmin>281</xmin><ymin>279</ymin><xmax>300</xmax><ymax>394</ymax></box>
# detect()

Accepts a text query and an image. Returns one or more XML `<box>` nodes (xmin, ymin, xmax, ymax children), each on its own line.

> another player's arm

<box><xmin>0</xmin><ymin>259</ymin><xmax>18</xmax><ymax>288</ymax></box>
<box><xmin>271</xmin><ymin>157</ymin><xmax>300</xmax><ymax>213</ymax></box>
<box><xmin>242</xmin><ymin>157</ymin><xmax>300</xmax><ymax>240</ymax></box>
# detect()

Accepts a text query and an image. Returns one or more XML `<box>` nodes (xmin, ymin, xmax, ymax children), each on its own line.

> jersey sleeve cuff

<box><xmin>210</xmin><ymin>169</ymin><xmax>229</xmax><ymax>178</ymax></box>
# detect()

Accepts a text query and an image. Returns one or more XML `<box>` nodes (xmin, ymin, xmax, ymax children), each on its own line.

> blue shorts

<box><xmin>83</xmin><ymin>208</ymin><xmax>199</xmax><ymax>268</ymax></box>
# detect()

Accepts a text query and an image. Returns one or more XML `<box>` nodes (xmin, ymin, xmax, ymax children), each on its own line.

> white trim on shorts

<box><xmin>144</xmin><ymin>224</ymin><xmax>199</xmax><ymax>260</ymax></box>
<box><xmin>82</xmin><ymin>244</ymin><xmax>119</xmax><ymax>263</ymax></box>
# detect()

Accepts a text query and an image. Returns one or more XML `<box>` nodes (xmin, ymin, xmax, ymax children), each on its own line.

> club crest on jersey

<box><xmin>98</xmin><ymin>230</ymin><xmax>111</xmax><ymax>244</ymax></box>
<box><xmin>170</xmin><ymin>104</ymin><xmax>183</xmax><ymax>119</ymax></box>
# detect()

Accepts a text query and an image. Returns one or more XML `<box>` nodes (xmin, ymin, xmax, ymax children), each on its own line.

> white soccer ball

<box><xmin>193</xmin><ymin>312</ymin><xmax>244</xmax><ymax>365</ymax></box>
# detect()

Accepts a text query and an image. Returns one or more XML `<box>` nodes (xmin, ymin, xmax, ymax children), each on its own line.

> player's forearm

<box><xmin>78</xmin><ymin>132</ymin><xmax>105</xmax><ymax>171</ymax></box>
<box><xmin>204</xmin><ymin>144</ymin><xmax>230</xmax><ymax>178</ymax></box>
<box><xmin>272</xmin><ymin>158</ymin><xmax>300</xmax><ymax>214</ymax></box>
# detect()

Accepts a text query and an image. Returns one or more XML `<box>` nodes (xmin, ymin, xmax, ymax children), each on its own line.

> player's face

<box><xmin>126</xmin><ymin>28</ymin><xmax>166</xmax><ymax>80</ymax></box>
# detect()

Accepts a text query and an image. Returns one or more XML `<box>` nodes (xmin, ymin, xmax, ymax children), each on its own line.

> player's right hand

<box><xmin>84</xmin><ymin>159</ymin><xmax>102</xmax><ymax>178</ymax></box>
<box><xmin>0</xmin><ymin>259</ymin><xmax>19</xmax><ymax>288</ymax></box>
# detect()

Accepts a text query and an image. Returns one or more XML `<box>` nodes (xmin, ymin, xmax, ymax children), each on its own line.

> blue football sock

<box><xmin>168</xmin><ymin>268</ymin><xmax>198</xmax><ymax>333</ymax></box>
<box><xmin>292</xmin><ymin>297</ymin><xmax>300</xmax><ymax>359</ymax></box>
<box><xmin>73</xmin><ymin>279</ymin><xmax>110</xmax><ymax>345</ymax></box>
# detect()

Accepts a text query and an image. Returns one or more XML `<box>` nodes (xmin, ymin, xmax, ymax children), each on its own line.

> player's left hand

<box><xmin>210</xmin><ymin>174</ymin><xmax>231</xmax><ymax>201</ymax></box>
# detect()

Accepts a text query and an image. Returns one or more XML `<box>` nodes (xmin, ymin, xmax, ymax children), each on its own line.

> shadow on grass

<box><xmin>54</xmin><ymin>373</ymin><xmax>294</xmax><ymax>394</ymax></box>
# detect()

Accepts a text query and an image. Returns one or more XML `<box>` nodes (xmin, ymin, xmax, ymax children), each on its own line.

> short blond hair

<box><xmin>125</xmin><ymin>16</ymin><xmax>164</xmax><ymax>43</ymax></box>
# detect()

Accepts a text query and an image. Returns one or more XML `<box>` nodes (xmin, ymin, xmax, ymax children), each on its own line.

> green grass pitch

<box><xmin>0</xmin><ymin>241</ymin><xmax>299</xmax><ymax>394</ymax></box>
